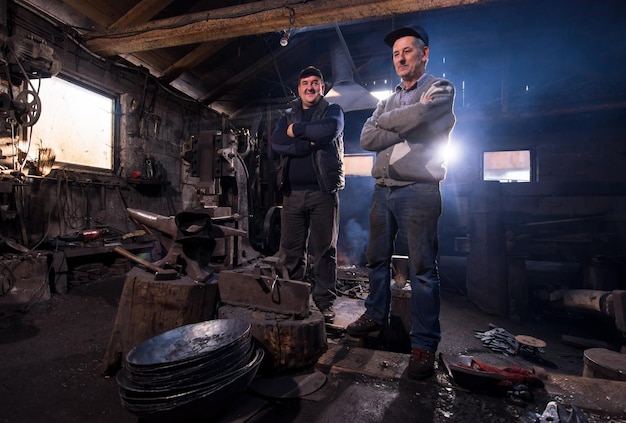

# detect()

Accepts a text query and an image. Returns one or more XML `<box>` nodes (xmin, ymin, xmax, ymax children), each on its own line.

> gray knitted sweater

<box><xmin>361</xmin><ymin>73</ymin><xmax>456</xmax><ymax>186</ymax></box>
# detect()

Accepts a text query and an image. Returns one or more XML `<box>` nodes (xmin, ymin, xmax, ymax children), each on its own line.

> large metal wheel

<box><xmin>261</xmin><ymin>206</ymin><xmax>281</xmax><ymax>256</ymax></box>
<box><xmin>14</xmin><ymin>90</ymin><xmax>42</xmax><ymax>127</ymax></box>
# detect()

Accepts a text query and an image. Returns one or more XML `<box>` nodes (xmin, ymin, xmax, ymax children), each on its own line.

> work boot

<box><xmin>346</xmin><ymin>314</ymin><xmax>382</xmax><ymax>337</ymax></box>
<box><xmin>318</xmin><ymin>305</ymin><xmax>335</xmax><ymax>324</ymax></box>
<box><xmin>408</xmin><ymin>347</ymin><xmax>435</xmax><ymax>380</ymax></box>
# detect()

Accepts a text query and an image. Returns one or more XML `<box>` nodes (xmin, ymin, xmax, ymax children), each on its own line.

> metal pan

<box><xmin>126</xmin><ymin>319</ymin><xmax>251</xmax><ymax>368</ymax></box>
<box><xmin>118</xmin><ymin>342</ymin><xmax>255</xmax><ymax>395</ymax></box>
<box><xmin>125</xmin><ymin>333</ymin><xmax>252</xmax><ymax>383</ymax></box>
<box><xmin>120</xmin><ymin>347</ymin><xmax>265</xmax><ymax>422</ymax></box>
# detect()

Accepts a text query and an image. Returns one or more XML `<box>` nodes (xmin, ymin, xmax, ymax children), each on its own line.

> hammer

<box><xmin>113</xmin><ymin>246</ymin><xmax>178</xmax><ymax>280</ymax></box>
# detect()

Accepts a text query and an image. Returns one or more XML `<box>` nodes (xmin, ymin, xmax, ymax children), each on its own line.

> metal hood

<box><xmin>325</xmin><ymin>39</ymin><xmax>379</xmax><ymax>113</ymax></box>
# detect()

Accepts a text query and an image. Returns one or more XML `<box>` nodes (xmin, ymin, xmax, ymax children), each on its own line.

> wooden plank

<box><xmin>217</xmin><ymin>269</ymin><xmax>310</xmax><ymax>317</ymax></box>
<box><xmin>62</xmin><ymin>0</ymin><xmax>128</xmax><ymax>26</ymax></box>
<box><xmin>561</xmin><ymin>334</ymin><xmax>612</xmax><ymax>350</ymax></box>
<box><xmin>160</xmin><ymin>40</ymin><xmax>230</xmax><ymax>83</ymax></box>
<box><xmin>109</xmin><ymin>0</ymin><xmax>175</xmax><ymax>29</ymax></box>
<box><xmin>316</xmin><ymin>344</ymin><xmax>409</xmax><ymax>380</ymax></box>
<box><xmin>543</xmin><ymin>371</ymin><xmax>626</xmax><ymax>416</ymax></box>
<box><xmin>21</xmin><ymin>0</ymin><xmax>101</xmax><ymax>32</ymax></box>
<box><xmin>84</xmin><ymin>0</ymin><xmax>499</xmax><ymax>55</ymax></box>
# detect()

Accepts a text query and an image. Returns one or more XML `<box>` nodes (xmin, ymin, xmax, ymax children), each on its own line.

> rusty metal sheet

<box><xmin>217</xmin><ymin>269</ymin><xmax>310</xmax><ymax>317</ymax></box>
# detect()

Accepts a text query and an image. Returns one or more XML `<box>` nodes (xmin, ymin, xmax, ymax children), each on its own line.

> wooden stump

<box><xmin>101</xmin><ymin>267</ymin><xmax>218</xmax><ymax>375</ymax></box>
<box><xmin>218</xmin><ymin>304</ymin><xmax>327</xmax><ymax>372</ymax></box>
<box><xmin>583</xmin><ymin>347</ymin><xmax>626</xmax><ymax>381</ymax></box>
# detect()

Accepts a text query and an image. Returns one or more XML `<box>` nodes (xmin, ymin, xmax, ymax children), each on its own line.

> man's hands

<box><xmin>287</xmin><ymin>123</ymin><xmax>315</xmax><ymax>146</ymax></box>
<box><xmin>420</xmin><ymin>81</ymin><xmax>453</xmax><ymax>103</ymax></box>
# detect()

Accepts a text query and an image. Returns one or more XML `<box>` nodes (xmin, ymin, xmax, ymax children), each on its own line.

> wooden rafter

<box><xmin>109</xmin><ymin>0</ymin><xmax>176</xmax><ymax>29</ymax></box>
<box><xmin>84</xmin><ymin>0</ymin><xmax>498</xmax><ymax>56</ymax></box>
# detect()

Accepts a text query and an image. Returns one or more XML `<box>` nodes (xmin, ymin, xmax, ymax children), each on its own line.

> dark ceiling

<box><xmin>11</xmin><ymin>0</ymin><xmax>626</xmax><ymax>128</ymax></box>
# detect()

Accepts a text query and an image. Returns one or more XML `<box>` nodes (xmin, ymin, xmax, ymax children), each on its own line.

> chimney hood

<box><xmin>325</xmin><ymin>40</ymin><xmax>379</xmax><ymax>113</ymax></box>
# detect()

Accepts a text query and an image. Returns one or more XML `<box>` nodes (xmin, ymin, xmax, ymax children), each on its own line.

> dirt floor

<box><xmin>1</xmin><ymin>271</ymin><xmax>625</xmax><ymax>423</ymax></box>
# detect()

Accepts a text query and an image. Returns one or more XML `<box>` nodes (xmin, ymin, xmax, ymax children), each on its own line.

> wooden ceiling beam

<box><xmin>85</xmin><ymin>0</ymin><xmax>497</xmax><ymax>56</ymax></box>
<box><xmin>59</xmin><ymin>0</ymin><xmax>122</xmax><ymax>27</ymax></box>
<box><xmin>199</xmin><ymin>33</ymin><xmax>307</xmax><ymax>105</ymax></box>
<box><xmin>16</xmin><ymin>0</ymin><xmax>100</xmax><ymax>31</ymax></box>
<box><xmin>160</xmin><ymin>40</ymin><xmax>231</xmax><ymax>83</ymax></box>
<box><xmin>109</xmin><ymin>0</ymin><xmax>176</xmax><ymax>29</ymax></box>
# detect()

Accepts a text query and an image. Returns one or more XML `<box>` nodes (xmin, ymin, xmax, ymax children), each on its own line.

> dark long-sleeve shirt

<box><xmin>271</xmin><ymin>97</ymin><xmax>345</xmax><ymax>193</ymax></box>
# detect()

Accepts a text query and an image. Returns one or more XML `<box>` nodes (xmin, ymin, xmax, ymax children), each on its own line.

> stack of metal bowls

<box><xmin>116</xmin><ymin>319</ymin><xmax>264</xmax><ymax>423</ymax></box>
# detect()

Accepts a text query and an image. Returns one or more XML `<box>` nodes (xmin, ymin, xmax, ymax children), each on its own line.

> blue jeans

<box><xmin>280</xmin><ymin>190</ymin><xmax>339</xmax><ymax>308</ymax></box>
<box><xmin>364</xmin><ymin>183</ymin><xmax>442</xmax><ymax>351</ymax></box>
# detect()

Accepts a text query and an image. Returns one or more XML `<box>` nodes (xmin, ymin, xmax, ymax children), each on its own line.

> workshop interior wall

<box><xmin>1</xmin><ymin>6</ymin><xmax>224</xmax><ymax>246</ymax></box>
<box><xmin>437</xmin><ymin>110</ymin><xmax>626</xmax><ymax>315</ymax></box>
<box><xmin>3</xmin><ymin>2</ymin><xmax>626</xmax><ymax>318</ymax></box>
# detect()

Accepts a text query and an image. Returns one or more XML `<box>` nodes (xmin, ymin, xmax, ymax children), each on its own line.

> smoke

<box><xmin>338</xmin><ymin>218</ymin><xmax>369</xmax><ymax>266</ymax></box>
<box><xmin>338</xmin><ymin>176</ymin><xmax>374</xmax><ymax>266</ymax></box>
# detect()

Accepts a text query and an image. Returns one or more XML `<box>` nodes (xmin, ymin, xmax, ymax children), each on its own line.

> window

<box><xmin>29</xmin><ymin>77</ymin><xmax>114</xmax><ymax>170</ymax></box>
<box><xmin>483</xmin><ymin>149</ymin><xmax>534</xmax><ymax>182</ymax></box>
<box><xmin>344</xmin><ymin>153</ymin><xmax>374</xmax><ymax>177</ymax></box>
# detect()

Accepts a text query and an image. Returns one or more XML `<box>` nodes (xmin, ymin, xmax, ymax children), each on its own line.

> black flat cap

<box><xmin>299</xmin><ymin>66</ymin><xmax>324</xmax><ymax>81</ymax></box>
<box><xmin>384</xmin><ymin>25</ymin><xmax>429</xmax><ymax>47</ymax></box>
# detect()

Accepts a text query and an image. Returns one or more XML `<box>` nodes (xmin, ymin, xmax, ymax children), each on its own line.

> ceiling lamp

<box><xmin>279</xmin><ymin>29</ymin><xmax>290</xmax><ymax>47</ymax></box>
<box><xmin>279</xmin><ymin>7</ymin><xmax>295</xmax><ymax>47</ymax></box>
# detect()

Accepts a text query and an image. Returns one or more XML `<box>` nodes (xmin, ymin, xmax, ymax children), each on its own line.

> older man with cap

<box><xmin>346</xmin><ymin>26</ymin><xmax>456</xmax><ymax>379</ymax></box>
<box><xmin>271</xmin><ymin>66</ymin><xmax>345</xmax><ymax>323</ymax></box>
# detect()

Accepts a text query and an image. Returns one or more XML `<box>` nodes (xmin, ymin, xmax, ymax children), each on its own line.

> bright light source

<box><xmin>440</xmin><ymin>141</ymin><xmax>460</xmax><ymax>165</ymax></box>
<box><xmin>31</xmin><ymin>77</ymin><xmax>114</xmax><ymax>170</ymax></box>
<box><xmin>279</xmin><ymin>29</ymin><xmax>290</xmax><ymax>47</ymax></box>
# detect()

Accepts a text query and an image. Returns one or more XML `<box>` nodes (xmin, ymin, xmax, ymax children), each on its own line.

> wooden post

<box><xmin>101</xmin><ymin>267</ymin><xmax>218</xmax><ymax>375</ymax></box>
<box><xmin>466</xmin><ymin>181</ymin><xmax>509</xmax><ymax>316</ymax></box>
<box><xmin>507</xmin><ymin>256</ymin><xmax>528</xmax><ymax>321</ymax></box>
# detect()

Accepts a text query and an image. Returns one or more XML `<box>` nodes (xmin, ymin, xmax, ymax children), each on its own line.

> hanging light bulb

<box><xmin>280</xmin><ymin>29</ymin><xmax>290</xmax><ymax>47</ymax></box>
<box><xmin>279</xmin><ymin>8</ymin><xmax>295</xmax><ymax>47</ymax></box>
